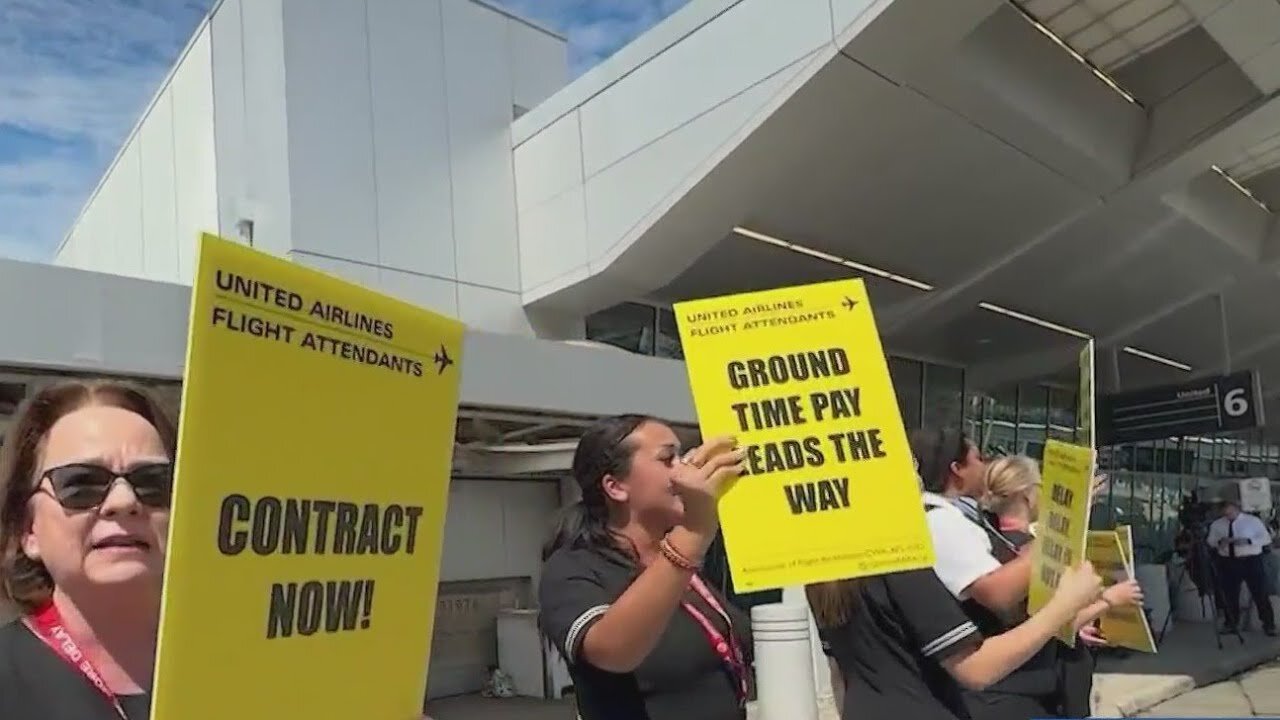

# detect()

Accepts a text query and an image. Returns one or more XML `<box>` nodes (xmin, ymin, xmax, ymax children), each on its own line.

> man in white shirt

<box><xmin>1206</xmin><ymin>499</ymin><xmax>1276</xmax><ymax>635</ymax></box>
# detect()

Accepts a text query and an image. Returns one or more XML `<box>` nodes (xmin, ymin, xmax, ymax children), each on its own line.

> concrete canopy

<box><xmin>513</xmin><ymin>0</ymin><xmax>1280</xmax><ymax>436</ymax></box>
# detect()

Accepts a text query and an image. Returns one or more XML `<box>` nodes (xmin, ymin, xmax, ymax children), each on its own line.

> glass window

<box><xmin>987</xmin><ymin>386</ymin><xmax>1018</xmax><ymax>457</ymax></box>
<box><xmin>585</xmin><ymin>302</ymin><xmax>657</xmax><ymax>355</ymax></box>
<box><xmin>1047</xmin><ymin>388</ymin><xmax>1076</xmax><ymax>443</ymax></box>
<box><xmin>964</xmin><ymin>391</ymin><xmax>990</xmax><ymax>449</ymax></box>
<box><xmin>888</xmin><ymin>357</ymin><xmax>922</xmax><ymax>430</ymax></box>
<box><xmin>922</xmin><ymin>364</ymin><xmax>964</xmax><ymax>431</ymax></box>
<box><xmin>1016</xmin><ymin>384</ymin><xmax>1049</xmax><ymax>455</ymax></box>
<box><xmin>656</xmin><ymin>308</ymin><xmax>684</xmax><ymax>360</ymax></box>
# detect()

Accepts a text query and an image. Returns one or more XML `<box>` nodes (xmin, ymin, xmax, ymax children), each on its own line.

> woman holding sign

<box><xmin>538</xmin><ymin>414</ymin><xmax>750</xmax><ymax>720</ymax></box>
<box><xmin>807</xmin><ymin>527</ymin><xmax>1104</xmax><ymax>719</ymax></box>
<box><xmin>0</xmin><ymin>380</ymin><xmax>175</xmax><ymax>719</ymax></box>
<box><xmin>981</xmin><ymin>455</ymin><xmax>1143</xmax><ymax>719</ymax></box>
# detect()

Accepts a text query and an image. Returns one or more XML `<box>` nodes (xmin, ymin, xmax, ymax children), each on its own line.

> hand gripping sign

<box><xmin>674</xmin><ymin>278</ymin><xmax>934</xmax><ymax>592</ymax></box>
<box><xmin>152</xmin><ymin>234</ymin><xmax>464</xmax><ymax>720</ymax></box>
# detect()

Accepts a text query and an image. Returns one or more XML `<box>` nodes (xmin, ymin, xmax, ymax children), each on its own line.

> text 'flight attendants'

<box><xmin>675</xmin><ymin>278</ymin><xmax>934</xmax><ymax>592</ymax></box>
<box><xmin>151</xmin><ymin>233</ymin><xmax>465</xmax><ymax>720</ymax></box>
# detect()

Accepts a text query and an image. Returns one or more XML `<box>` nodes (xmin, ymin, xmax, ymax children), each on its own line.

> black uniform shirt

<box><xmin>0</xmin><ymin>619</ymin><xmax>151</xmax><ymax>720</ymax></box>
<box><xmin>820</xmin><ymin>568</ymin><xmax>981</xmax><ymax>720</ymax></box>
<box><xmin>539</xmin><ymin>544</ymin><xmax>752</xmax><ymax>720</ymax></box>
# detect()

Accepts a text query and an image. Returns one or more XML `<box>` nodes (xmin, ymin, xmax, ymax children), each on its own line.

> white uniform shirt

<box><xmin>1206</xmin><ymin>512</ymin><xmax>1272</xmax><ymax>558</ymax></box>
<box><xmin>923</xmin><ymin>491</ymin><xmax>1002</xmax><ymax>599</ymax></box>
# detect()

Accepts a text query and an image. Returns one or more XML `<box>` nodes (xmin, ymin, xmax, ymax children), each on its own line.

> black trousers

<box><xmin>962</xmin><ymin>691</ymin><xmax>1057</xmax><ymax>720</ymax></box>
<box><xmin>1219</xmin><ymin>554</ymin><xmax>1276</xmax><ymax>630</ymax></box>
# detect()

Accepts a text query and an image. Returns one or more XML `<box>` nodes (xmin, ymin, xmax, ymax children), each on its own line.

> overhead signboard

<box><xmin>1097</xmin><ymin>370</ymin><xmax>1264</xmax><ymax>446</ymax></box>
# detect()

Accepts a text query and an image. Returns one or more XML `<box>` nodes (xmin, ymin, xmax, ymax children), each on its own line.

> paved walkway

<box><xmin>1093</xmin><ymin>621</ymin><xmax>1280</xmax><ymax>717</ymax></box>
<box><xmin>1138</xmin><ymin>660</ymin><xmax>1280</xmax><ymax>717</ymax></box>
<box><xmin>427</xmin><ymin>622</ymin><xmax>1280</xmax><ymax>719</ymax></box>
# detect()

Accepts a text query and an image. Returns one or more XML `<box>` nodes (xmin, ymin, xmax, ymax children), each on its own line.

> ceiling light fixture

<box><xmin>732</xmin><ymin>226</ymin><xmax>935</xmax><ymax>291</ymax></box>
<box><xmin>977</xmin><ymin>302</ymin><xmax>1092</xmax><ymax>340</ymax></box>
<box><xmin>1007</xmin><ymin>2</ymin><xmax>1138</xmax><ymax>106</ymax></box>
<box><xmin>1121</xmin><ymin>346</ymin><xmax>1192</xmax><ymax>372</ymax></box>
<box><xmin>1211</xmin><ymin>165</ymin><xmax>1271</xmax><ymax>213</ymax></box>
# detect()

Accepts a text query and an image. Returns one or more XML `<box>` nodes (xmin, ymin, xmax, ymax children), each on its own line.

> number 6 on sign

<box><xmin>1223</xmin><ymin>387</ymin><xmax>1249</xmax><ymax>418</ymax></box>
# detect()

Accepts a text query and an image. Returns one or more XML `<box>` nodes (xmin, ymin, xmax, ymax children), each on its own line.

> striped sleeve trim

<box><xmin>563</xmin><ymin>604</ymin><xmax>610</xmax><ymax>663</ymax></box>
<box><xmin>920</xmin><ymin>621</ymin><xmax>979</xmax><ymax>657</ymax></box>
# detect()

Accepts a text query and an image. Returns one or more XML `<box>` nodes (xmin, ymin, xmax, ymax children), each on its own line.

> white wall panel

<box><xmin>175</xmin><ymin>25</ymin><xmax>220</xmax><ymax>283</ymax></box>
<box><xmin>367</xmin><ymin>0</ymin><xmax>456</xmax><ymax>279</ymax></box>
<box><xmin>457</xmin><ymin>284</ymin><xmax>534</xmax><ymax>336</ymax></box>
<box><xmin>577</xmin><ymin>0</ymin><xmax>831</xmax><ymax>177</ymax></box>
<box><xmin>583</xmin><ymin>66</ymin><xmax>802</xmax><ymax>261</ymax></box>
<box><xmin>108</xmin><ymin>144</ymin><xmax>145</xmax><ymax>278</ymax></box>
<box><xmin>499</xmin><ymin>481</ymin><xmax>559</xmax><ymax>583</ymax></box>
<box><xmin>440</xmin><ymin>480</ymin><xmax>558</xmax><ymax>583</ymax></box>
<box><xmin>240</xmin><ymin>0</ymin><xmax>291</xmax><ymax>257</ymax></box>
<box><xmin>209</xmin><ymin>0</ymin><xmax>245</xmax><ymax>240</ymax></box>
<box><xmin>139</xmin><ymin>91</ymin><xmax>178</xmax><ymax>282</ymax></box>
<box><xmin>290</xmin><ymin>251</ymin><xmax>380</xmax><ymax>289</ymax></box>
<box><xmin>517</xmin><ymin>190</ymin><xmax>588</xmax><ymax>292</ymax></box>
<box><xmin>514</xmin><ymin>111</ymin><xmax>583</xmax><ymax>211</ymax></box>
<box><xmin>283</xmin><ymin>0</ymin><xmax>378</xmax><ymax>263</ymax></box>
<box><xmin>441</xmin><ymin>481</ymin><xmax>506</xmax><ymax>582</ymax></box>
<box><xmin>507</xmin><ymin>20</ymin><xmax>567</xmax><ymax>112</ymax></box>
<box><xmin>443</xmin><ymin>0</ymin><xmax>520</xmax><ymax>292</ymax></box>
<box><xmin>831</xmin><ymin>0</ymin><xmax>889</xmax><ymax>38</ymax></box>
<box><xmin>378</xmin><ymin>267</ymin><xmax>459</xmax><ymax>317</ymax></box>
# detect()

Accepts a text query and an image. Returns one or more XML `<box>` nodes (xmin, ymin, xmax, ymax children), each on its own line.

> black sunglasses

<box><xmin>38</xmin><ymin>462</ymin><xmax>174</xmax><ymax>511</ymax></box>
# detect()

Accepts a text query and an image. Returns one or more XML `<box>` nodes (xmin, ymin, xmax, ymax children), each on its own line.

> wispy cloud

<box><xmin>0</xmin><ymin>0</ymin><xmax>210</xmax><ymax>261</ymax></box>
<box><xmin>495</xmin><ymin>0</ymin><xmax>692</xmax><ymax>74</ymax></box>
<box><xmin>0</xmin><ymin>0</ymin><xmax>688</xmax><ymax>262</ymax></box>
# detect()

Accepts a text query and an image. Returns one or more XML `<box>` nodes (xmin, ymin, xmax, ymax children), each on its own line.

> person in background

<box><xmin>538</xmin><ymin>415</ymin><xmax>749</xmax><ymax>720</ymax></box>
<box><xmin>0</xmin><ymin>380</ymin><xmax>176</xmax><ymax>719</ymax></box>
<box><xmin>807</xmin><ymin>509</ymin><xmax>1104</xmax><ymax>718</ymax></box>
<box><xmin>982</xmin><ymin>455</ymin><xmax>1143</xmax><ymax>718</ymax></box>
<box><xmin>909</xmin><ymin>430</ymin><xmax>1030</xmax><ymax>618</ymax></box>
<box><xmin>1207</xmin><ymin>498</ymin><xmax>1277</xmax><ymax>636</ymax></box>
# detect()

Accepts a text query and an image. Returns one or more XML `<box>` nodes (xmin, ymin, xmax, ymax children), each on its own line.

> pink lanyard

<box><xmin>24</xmin><ymin>601</ymin><xmax>127</xmax><ymax>720</ymax></box>
<box><xmin>681</xmin><ymin>576</ymin><xmax>749</xmax><ymax>706</ymax></box>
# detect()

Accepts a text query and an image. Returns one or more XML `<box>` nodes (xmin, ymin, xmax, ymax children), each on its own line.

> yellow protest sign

<box><xmin>674</xmin><ymin>278</ymin><xmax>933</xmax><ymax>592</ymax></box>
<box><xmin>1077</xmin><ymin>339</ymin><xmax>1095</xmax><ymax>450</ymax></box>
<box><xmin>1086</xmin><ymin>529</ymin><xmax>1156</xmax><ymax>653</ymax></box>
<box><xmin>152</xmin><ymin>234</ymin><xmax>464</xmax><ymax>719</ymax></box>
<box><xmin>1028</xmin><ymin>439</ymin><xmax>1095</xmax><ymax>646</ymax></box>
<box><xmin>1115</xmin><ymin>524</ymin><xmax>1135</xmax><ymax>575</ymax></box>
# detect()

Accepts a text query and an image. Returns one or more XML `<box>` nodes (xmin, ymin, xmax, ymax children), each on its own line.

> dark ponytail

<box><xmin>542</xmin><ymin>414</ymin><xmax>657</xmax><ymax>561</ymax></box>
<box><xmin>908</xmin><ymin>427</ymin><xmax>972</xmax><ymax>494</ymax></box>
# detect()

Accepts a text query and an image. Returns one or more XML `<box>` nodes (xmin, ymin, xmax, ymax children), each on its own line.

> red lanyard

<box><xmin>681</xmin><ymin>576</ymin><xmax>749</xmax><ymax>706</ymax></box>
<box><xmin>23</xmin><ymin>601</ymin><xmax>127</xmax><ymax>720</ymax></box>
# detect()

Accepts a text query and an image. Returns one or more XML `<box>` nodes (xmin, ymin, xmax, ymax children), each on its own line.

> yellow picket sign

<box><xmin>1028</xmin><ymin>439</ymin><xmax>1095</xmax><ymax>647</ymax></box>
<box><xmin>1086</xmin><ymin>530</ymin><xmax>1156</xmax><ymax>653</ymax></box>
<box><xmin>674</xmin><ymin>278</ymin><xmax>933</xmax><ymax>592</ymax></box>
<box><xmin>152</xmin><ymin>234</ymin><xmax>465</xmax><ymax>719</ymax></box>
<box><xmin>1077</xmin><ymin>339</ymin><xmax>1096</xmax><ymax>450</ymax></box>
<box><xmin>1115</xmin><ymin>524</ymin><xmax>1136</xmax><ymax>575</ymax></box>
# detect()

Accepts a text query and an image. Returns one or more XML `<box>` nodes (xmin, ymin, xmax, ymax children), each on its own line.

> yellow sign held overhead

<box><xmin>152</xmin><ymin>234</ymin><xmax>465</xmax><ymax>720</ymax></box>
<box><xmin>1078</xmin><ymin>339</ymin><xmax>1096</xmax><ymax>450</ymax></box>
<box><xmin>1086</xmin><ymin>529</ymin><xmax>1156</xmax><ymax>653</ymax></box>
<box><xmin>1028</xmin><ymin>439</ymin><xmax>1095</xmax><ymax>647</ymax></box>
<box><xmin>674</xmin><ymin>278</ymin><xmax>933</xmax><ymax>592</ymax></box>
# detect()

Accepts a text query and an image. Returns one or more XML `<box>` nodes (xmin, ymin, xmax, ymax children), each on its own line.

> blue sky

<box><xmin>0</xmin><ymin>0</ymin><xmax>690</xmax><ymax>263</ymax></box>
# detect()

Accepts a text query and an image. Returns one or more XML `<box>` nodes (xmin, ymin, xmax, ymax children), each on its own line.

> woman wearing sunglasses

<box><xmin>0</xmin><ymin>379</ymin><xmax>176</xmax><ymax>719</ymax></box>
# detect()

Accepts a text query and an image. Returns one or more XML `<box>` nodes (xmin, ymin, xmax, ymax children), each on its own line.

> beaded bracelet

<box><xmin>659</xmin><ymin>536</ymin><xmax>701</xmax><ymax>572</ymax></box>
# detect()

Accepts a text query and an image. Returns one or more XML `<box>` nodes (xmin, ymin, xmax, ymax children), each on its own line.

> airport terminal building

<box><xmin>7</xmin><ymin>0</ymin><xmax>1280</xmax><ymax>702</ymax></box>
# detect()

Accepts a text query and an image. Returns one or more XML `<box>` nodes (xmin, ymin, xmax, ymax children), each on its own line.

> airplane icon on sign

<box><xmin>842</xmin><ymin>297</ymin><xmax>857</xmax><ymax>312</ymax></box>
<box><xmin>433</xmin><ymin>345</ymin><xmax>454</xmax><ymax>375</ymax></box>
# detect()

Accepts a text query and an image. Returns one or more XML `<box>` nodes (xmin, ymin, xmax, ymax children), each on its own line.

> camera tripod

<box><xmin>1160</xmin><ymin>528</ymin><xmax>1243</xmax><ymax>650</ymax></box>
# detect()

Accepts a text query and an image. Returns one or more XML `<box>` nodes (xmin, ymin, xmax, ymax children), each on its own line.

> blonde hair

<box><xmin>983</xmin><ymin>455</ymin><xmax>1041</xmax><ymax>516</ymax></box>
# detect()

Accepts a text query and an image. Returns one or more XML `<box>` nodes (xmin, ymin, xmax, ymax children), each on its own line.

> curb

<box><xmin>1098</xmin><ymin>640</ymin><xmax>1280</xmax><ymax>717</ymax></box>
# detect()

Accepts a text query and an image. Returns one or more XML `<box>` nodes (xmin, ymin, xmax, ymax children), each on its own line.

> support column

<box><xmin>752</xmin><ymin>595</ymin><xmax>819</xmax><ymax>720</ymax></box>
